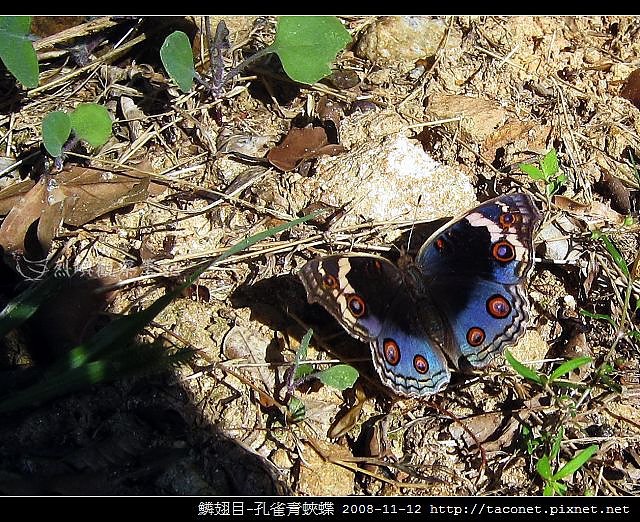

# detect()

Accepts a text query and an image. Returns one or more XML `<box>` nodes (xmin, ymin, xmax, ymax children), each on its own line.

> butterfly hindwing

<box><xmin>298</xmin><ymin>255</ymin><xmax>450</xmax><ymax>396</ymax></box>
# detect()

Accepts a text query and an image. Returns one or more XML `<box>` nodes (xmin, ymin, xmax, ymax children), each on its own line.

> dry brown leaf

<box><xmin>553</xmin><ymin>194</ymin><xmax>626</xmax><ymax>228</ymax></box>
<box><xmin>0</xmin><ymin>179</ymin><xmax>36</xmax><ymax>216</ymax></box>
<box><xmin>0</xmin><ymin>177</ymin><xmax>47</xmax><ymax>255</ymax></box>
<box><xmin>53</xmin><ymin>166</ymin><xmax>150</xmax><ymax>227</ymax></box>
<box><xmin>620</xmin><ymin>68</ymin><xmax>640</xmax><ymax>109</ymax></box>
<box><xmin>267</xmin><ymin>126</ymin><xmax>345</xmax><ymax>171</ymax></box>
<box><xmin>0</xmin><ymin>166</ymin><xmax>150</xmax><ymax>259</ymax></box>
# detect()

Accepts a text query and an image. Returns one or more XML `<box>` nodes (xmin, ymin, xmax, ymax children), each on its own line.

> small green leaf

<box><xmin>0</xmin><ymin>16</ymin><xmax>39</xmax><ymax>88</ymax></box>
<box><xmin>536</xmin><ymin>455</ymin><xmax>553</xmax><ymax>480</ymax></box>
<box><xmin>160</xmin><ymin>31</ymin><xmax>195</xmax><ymax>92</ymax></box>
<box><xmin>69</xmin><ymin>103</ymin><xmax>112</xmax><ymax>148</ymax></box>
<box><xmin>541</xmin><ymin>148</ymin><xmax>559</xmax><ymax>177</ymax></box>
<box><xmin>504</xmin><ymin>349</ymin><xmax>543</xmax><ymax>385</ymax></box>
<box><xmin>297</xmin><ymin>328</ymin><xmax>312</xmax><ymax>364</ymax></box>
<box><xmin>315</xmin><ymin>364</ymin><xmax>358</xmax><ymax>391</ymax></box>
<box><xmin>294</xmin><ymin>363</ymin><xmax>314</xmax><ymax>380</ymax></box>
<box><xmin>269</xmin><ymin>16</ymin><xmax>351</xmax><ymax>85</ymax></box>
<box><xmin>548</xmin><ymin>356</ymin><xmax>592</xmax><ymax>384</ymax></box>
<box><xmin>552</xmin><ymin>445</ymin><xmax>598</xmax><ymax>481</ymax></box>
<box><xmin>42</xmin><ymin>111</ymin><xmax>72</xmax><ymax>157</ymax></box>
<box><xmin>542</xmin><ymin>482</ymin><xmax>555</xmax><ymax>496</ymax></box>
<box><xmin>553</xmin><ymin>481</ymin><xmax>567</xmax><ymax>496</ymax></box>
<box><xmin>287</xmin><ymin>396</ymin><xmax>306</xmax><ymax>422</ymax></box>
<box><xmin>519</xmin><ymin>163</ymin><xmax>546</xmax><ymax>180</ymax></box>
<box><xmin>550</xmin><ymin>426</ymin><xmax>564</xmax><ymax>460</ymax></box>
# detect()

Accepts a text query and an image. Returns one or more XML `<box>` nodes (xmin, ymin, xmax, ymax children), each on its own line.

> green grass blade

<box><xmin>0</xmin><ymin>276</ymin><xmax>66</xmax><ymax>338</ymax></box>
<box><xmin>552</xmin><ymin>445</ymin><xmax>598</xmax><ymax>481</ymax></box>
<box><xmin>592</xmin><ymin>231</ymin><xmax>629</xmax><ymax>278</ymax></box>
<box><xmin>548</xmin><ymin>356</ymin><xmax>592</xmax><ymax>384</ymax></box>
<box><xmin>0</xmin><ymin>343</ymin><xmax>191</xmax><ymax>413</ymax></box>
<box><xmin>579</xmin><ymin>308</ymin><xmax>617</xmax><ymax>329</ymax></box>
<box><xmin>504</xmin><ymin>349</ymin><xmax>543</xmax><ymax>385</ymax></box>
<box><xmin>550</xmin><ymin>426</ymin><xmax>564</xmax><ymax>460</ymax></box>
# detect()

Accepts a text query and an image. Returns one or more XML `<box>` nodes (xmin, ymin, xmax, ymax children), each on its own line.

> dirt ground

<box><xmin>1</xmin><ymin>16</ymin><xmax>639</xmax><ymax>496</ymax></box>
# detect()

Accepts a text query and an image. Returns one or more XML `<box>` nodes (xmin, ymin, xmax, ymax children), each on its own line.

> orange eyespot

<box><xmin>322</xmin><ymin>273</ymin><xmax>338</xmax><ymax>289</ymax></box>
<box><xmin>413</xmin><ymin>355</ymin><xmax>429</xmax><ymax>374</ymax></box>
<box><xmin>467</xmin><ymin>327</ymin><xmax>485</xmax><ymax>347</ymax></box>
<box><xmin>492</xmin><ymin>240</ymin><xmax>515</xmax><ymax>263</ymax></box>
<box><xmin>383</xmin><ymin>339</ymin><xmax>400</xmax><ymax>365</ymax></box>
<box><xmin>347</xmin><ymin>294</ymin><xmax>366</xmax><ymax>317</ymax></box>
<box><xmin>487</xmin><ymin>295</ymin><xmax>511</xmax><ymax>319</ymax></box>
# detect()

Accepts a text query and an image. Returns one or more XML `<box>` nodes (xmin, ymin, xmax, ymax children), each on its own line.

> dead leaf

<box><xmin>267</xmin><ymin>126</ymin><xmax>345</xmax><ymax>171</ymax></box>
<box><xmin>222</xmin><ymin>323</ymin><xmax>275</xmax><ymax>394</ymax></box>
<box><xmin>482</xmin><ymin>118</ymin><xmax>552</xmax><ymax>158</ymax></box>
<box><xmin>595</xmin><ymin>171</ymin><xmax>632</xmax><ymax>214</ymax></box>
<box><xmin>0</xmin><ymin>165</ymin><xmax>151</xmax><ymax>260</ymax></box>
<box><xmin>0</xmin><ymin>179</ymin><xmax>36</xmax><ymax>216</ymax></box>
<box><xmin>553</xmin><ymin>194</ymin><xmax>626</xmax><ymax>228</ymax></box>
<box><xmin>120</xmin><ymin>96</ymin><xmax>145</xmax><ymax>141</ymax></box>
<box><xmin>316</xmin><ymin>96</ymin><xmax>344</xmax><ymax>143</ymax></box>
<box><xmin>620</xmin><ymin>68</ymin><xmax>640</xmax><ymax>109</ymax></box>
<box><xmin>327</xmin><ymin>385</ymin><xmax>367</xmax><ymax>439</ymax></box>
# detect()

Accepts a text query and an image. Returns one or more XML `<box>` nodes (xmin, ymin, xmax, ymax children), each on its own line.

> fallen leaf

<box><xmin>0</xmin><ymin>165</ymin><xmax>151</xmax><ymax>260</ymax></box>
<box><xmin>620</xmin><ymin>68</ymin><xmax>640</xmax><ymax>109</ymax></box>
<box><xmin>0</xmin><ymin>179</ymin><xmax>36</xmax><ymax>216</ymax></box>
<box><xmin>595</xmin><ymin>171</ymin><xmax>632</xmax><ymax>215</ymax></box>
<box><xmin>267</xmin><ymin>125</ymin><xmax>345</xmax><ymax>171</ymax></box>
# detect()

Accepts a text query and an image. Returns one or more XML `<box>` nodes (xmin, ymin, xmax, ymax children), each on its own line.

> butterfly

<box><xmin>298</xmin><ymin>193</ymin><xmax>541</xmax><ymax>397</ymax></box>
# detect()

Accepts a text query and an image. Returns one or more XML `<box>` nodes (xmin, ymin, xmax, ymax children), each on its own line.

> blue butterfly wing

<box><xmin>299</xmin><ymin>255</ymin><xmax>450</xmax><ymax>396</ymax></box>
<box><xmin>415</xmin><ymin>193</ymin><xmax>540</xmax><ymax>368</ymax></box>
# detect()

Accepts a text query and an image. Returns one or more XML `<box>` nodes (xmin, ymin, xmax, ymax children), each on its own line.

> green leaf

<box><xmin>0</xmin><ymin>16</ymin><xmax>39</xmax><ymax>88</ymax></box>
<box><xmin>552</xmin><ymin>445</ymin><xmax>598</xmax><ymax>481</ymax></box>
<box><xmin>287</xmin><ymin>396</ymin><xmax>306</xmax><ymax>422</ymax></box>
<box><xmin>69</xmin><ymin>103</ymin><xmax>112</xmax><ymax>148</ymax></box>
<box><xmin>553</xmin><ymin>481</ymin><xmax>567</xmax><ymax>496</ymax></box>
<box><xmin>294</xmin><ymin>363</ymin><xmax>314</xmax><ymax>380</ymax></box>
<box><xmin>548</xmin><ymin>356</ymin><xmax>592</xmax><ymax>384</ymax></box>
<box><xmin>579</xmin><ymin>308</ymin><xmax>616</xmax><ymax>329</ymax></box>
<box><xmin>550</xmin><ymin>426</ymin><xmax>564</xmax><ymax>460</ymax></box>
<box><xmin>519</xmin><ymin>163</ymin><xmax>546</xmax><ymax>180</ymax></box>
<box><xmin>504</xmin><ymin>349</ymin><xmax>543</xmax><ymax>385</ymax></box>
<box><xmin>269</xmin><ymin>16</ymin><xmax>351</xmax><ymax>85</ymax></box>
<box><xmin>160</xmin><ymin>31</ymin><xmax>195</xmax><ymax>92</ymax></box>
<box><xmin>536</xmin><ymin>454</ymin><xmax>553</xmax><ymax>480</ymax></box>
<box><xmin>42</xmin><ymin>111</ymin><xmax>72</xmax><ymax>157</ymax></box>
<box><xmin>315</xmin><ymin>364</ymin><xmax>358</xmax><ymax>391</ymax></box>
<box><xmin>541</xmin><ymin>148</ymin><xmax>559</xmax><ymax>177</ymax></box>
<box><xmin>542</xmin><ymin>482</ymin><xmax>555</xmax><ymax>496</ymax></box>
<box><xmin>592</xmin><ymin>231</ymin><xmax>630</xmax><ymax>278</ymax></box>
<box><xmin>297</xmin><ymin>328</ymin><xmax>312</xmax><ymax>364</ymax></box>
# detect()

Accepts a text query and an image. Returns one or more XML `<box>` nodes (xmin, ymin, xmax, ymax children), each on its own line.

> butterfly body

<box><xmin>298</xmin><ymin>193</ymin><xmax>541</xmax><ymax>397</ymax></box>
